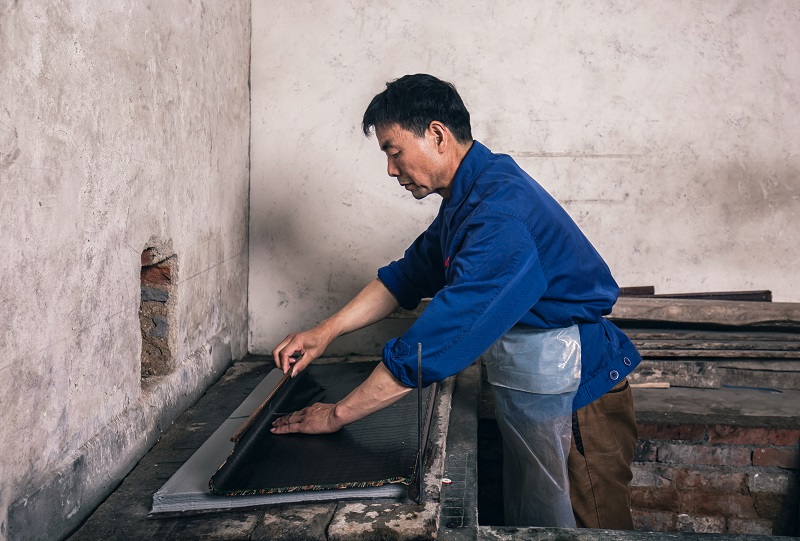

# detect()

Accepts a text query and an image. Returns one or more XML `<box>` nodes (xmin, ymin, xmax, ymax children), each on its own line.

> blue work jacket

<box><xmin>377</xmin><ymin>141</ymin><xmax>641</xmax><ymax>410</ymax></box>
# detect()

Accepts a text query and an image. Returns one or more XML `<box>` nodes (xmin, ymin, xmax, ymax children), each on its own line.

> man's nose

<box><xmin>387</xmin><ymin>160</ymin><xmax>400</xmax><ymax>178</ymax></box>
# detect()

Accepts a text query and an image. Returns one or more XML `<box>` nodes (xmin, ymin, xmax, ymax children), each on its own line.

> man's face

<box><xmin>375</xmin><ymin>123</ymin><xmax>450</xmax><ymax>200</ymax></box>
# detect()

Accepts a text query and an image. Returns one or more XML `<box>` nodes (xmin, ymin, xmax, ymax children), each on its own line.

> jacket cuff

<box><xmin>381</xmin><ymin>337</ymin><xmax>417</xmax><ymax>388</ymax></box>
<box><xmin>377</xmin><ymin>265</ymin><xmax>420</xmax><ymax>310</ymax></box>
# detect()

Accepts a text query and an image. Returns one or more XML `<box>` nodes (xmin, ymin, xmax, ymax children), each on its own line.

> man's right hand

<box><xmin>272</xmin><ymin>325</ymin><xmax>334</xmax><ymax>377</ymax></box>
<box><xmin>270</xmin><ymin>279</ymin><xmax>401</xmax><ymax>377</ymax></box>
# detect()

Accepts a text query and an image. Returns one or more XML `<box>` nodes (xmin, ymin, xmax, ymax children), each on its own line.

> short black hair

<box><xmin>362</xmin><ymin>74</ymin><xmax>473</xmax><ymax>144</ymax></box>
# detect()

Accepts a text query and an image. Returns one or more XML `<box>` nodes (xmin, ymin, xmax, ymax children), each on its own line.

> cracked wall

<box><xmin>0</xmin><ymin>2</ymin><xmax>251</xmax><ymax>540</ymax></box>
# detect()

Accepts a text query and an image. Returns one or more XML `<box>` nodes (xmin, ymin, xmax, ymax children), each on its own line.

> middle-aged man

<box><xmin>271</xmin><ymin>74</ymin><xmax>641</xmax><ymax>529</ymax></box>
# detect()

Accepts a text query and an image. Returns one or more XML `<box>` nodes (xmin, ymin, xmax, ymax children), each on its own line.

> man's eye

<box><xmin>391</xmin><ymin>151</ymin><xmax>400</xmax><ymax>158</ymax></box>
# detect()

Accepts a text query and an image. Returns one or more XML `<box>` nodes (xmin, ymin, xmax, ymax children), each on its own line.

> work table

<box><xmin>68</xmin><ymin>356</ymin><xmax>469</xmax><ymax>541</ymax></box>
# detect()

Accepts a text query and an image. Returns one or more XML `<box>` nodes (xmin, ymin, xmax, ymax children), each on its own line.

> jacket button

<box><xmin>609</xmin><ymin>370</ymin><xmax>620</xmax><ymax>381</ymax></box>
<box><xmin>623</xmin><ymin>357</ymin><xmax>631</xmax><ymax>366</ymax></box>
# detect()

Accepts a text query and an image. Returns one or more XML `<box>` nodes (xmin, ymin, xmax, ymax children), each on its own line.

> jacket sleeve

<box><xmin>382</xmin><ymin>210</ymin><xmax>548</xmax><ymax>387</ymax></box>
<box><xmin>377</xmin><ymin>210</ymin><xmax>447</xmax><ymax>310</ymax></box>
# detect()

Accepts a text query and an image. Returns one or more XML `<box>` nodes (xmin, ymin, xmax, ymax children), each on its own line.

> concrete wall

<box><xmin>249</xmin><ymin>0</ymin><xmax>800</xmax><ymax>356</ymax></box>
<box><xmin>0</xmin><ymin>2</ymin><xmax>250</xmax><ymax>540</ymax></box>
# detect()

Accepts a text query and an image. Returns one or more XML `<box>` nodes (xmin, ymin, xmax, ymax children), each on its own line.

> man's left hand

<box><xmin>270</xmin><ymin>363</ymin><xmax>412</xmax><ymax>435</ymax></box>
<box><xmin>270</xmin><ymin>402</ymin><xmax>342</xmax><ymax>434</ymax></box>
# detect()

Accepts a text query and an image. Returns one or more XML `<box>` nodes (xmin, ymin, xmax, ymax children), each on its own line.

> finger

<box><xmin>270</xmin><ymin>422</ymin><xmax>299</xmax><ymax>434</ymax></box>
<box><xmin>278</xmin><ymin>342</ymin><xmax>303</xmax><ymax>374</ymax></box>
<box><xmin>292</xmin><ymin>346</ymin><xmax>321</xmax><ymax>377</ymax></box>
<box><xmin>288</xmin><ymin>351</ymin><xmax>306</xmax><ymax>377</ymax></box>
<box><xmin>288</xmin><ymin>350</ymin><xmax>316</xmax><ymax>377</ymax></box>
<box><xmin>270</xmin><ymin>415</ymin><xmax>292</xmax><ymax>431</ymax></box>
<box><xmin>272</xmin><ymin>407</ymin><xmax>306</xmax><ymax>426</ymax></box>
<box><xmin>271</xmin><ymin>335</ymin><xmax>295</xmax><ymax>369</ymax></box>
<box><xmin>271</xmin><ymin>411</ymin><xmax>305</xmax><ymax>433</ymax></box>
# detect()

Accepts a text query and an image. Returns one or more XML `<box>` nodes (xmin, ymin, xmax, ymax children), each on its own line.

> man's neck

<box><xmin>437</xmin><ymin>140</ymin><xmax>474</xmax><ymax>199</ymax></box>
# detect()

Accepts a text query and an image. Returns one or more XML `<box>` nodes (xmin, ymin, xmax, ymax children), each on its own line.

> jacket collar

<box><xmin>444</xmin><ymin>140</ymin><xmax>490</xmax><ymax>210</ymax></box>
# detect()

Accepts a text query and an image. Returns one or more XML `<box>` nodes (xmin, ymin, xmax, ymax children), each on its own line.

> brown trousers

<box><xmin>568</xmin><ymin>379</ymin><xmax>638</xmax><ymax>529</ymax></box>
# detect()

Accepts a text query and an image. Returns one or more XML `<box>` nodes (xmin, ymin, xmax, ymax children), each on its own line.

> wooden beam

<box><xmin>619</xmin><ymin>286</ymin><xmax>656</xmax><ymax>296</ymax></box>
<box><xmin>652</xmin><ymin>290</ymin><xmax>772</xmax><ymax>302</ymax></box>
<box><xmin>624</xmin><ymin>329</ymin><xmax>798</xmax><ymax>342</ymax></box>
<box><xmin>638</xmin><ymin>349</ymin><xmax>800</xmax><ymax>359</ymax></box>
<box><xmin>610</xmin><ymin>297</ymin><xmax>800</xmax><ymax>329</ymax></box>
<box><xmin>632</xmin><ymin>339</ymin><xmax>800</xmax><ymax>352</ymax></box>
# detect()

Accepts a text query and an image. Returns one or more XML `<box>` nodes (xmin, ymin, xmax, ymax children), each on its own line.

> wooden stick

<box><xmin>417</xmin><ymin>342</ymin><xmax>423</xmax><ymax>504</ymax></box>
<box><xmin>230</xmin><ymin>371</ymin><xmax>292</xmax><ymax>442</ymax></box>
<box><xmin>630</xmin><ymin>382</ymin><xmax>671</xmax><ymax>389</ymax></box>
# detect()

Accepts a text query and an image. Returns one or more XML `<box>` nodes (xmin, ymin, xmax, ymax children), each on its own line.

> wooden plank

<box><xmin>629</xmin><ymin>360</ymin><xmax>719</xmax><ymax>388</ymax></box>
<box><xmin>619</xmin><ymin>286</ymin><xmax>655</xmax><ymax>296</ymax></box>
<box><xmin>719</xmin><ymin>367</ymin><xmax>800</xmax><ymax>391</ymax></box>
<box><xmin>638</xmin><ymin>349</ymin><xmax>800</xmax><ymax>359</ymax></box>
<box><xmin>623</xmin><ymin>328</ymin><xmax>800</xmax><ymax>342</ymax></box>
<box><xmin>714</xmin><ymin>360</ymin><xmax>800</xmax><ymax>372</ymax></box>
<box><xmin>630</xmin><ymin>382</ymin><xmax>670</xmax><ymax>388</ymax></box>
<box><xmin>632</xmin><ymin>339</ymin><xmax>800</xmax><ymax>352</ymax></box>
<box><xmin>652</xmin><ymin>290</ymin><xmax>772</xmax><ymax>302</ymax></box>
<box><xmin>610</xmin><ymin>297</ymin><xmax>800</xmax><ymax>329</ymax></box>
<box><xmin>632</xmin><ymin>359</ymin><xmax>800</xmax><ymax>390</ymax></box>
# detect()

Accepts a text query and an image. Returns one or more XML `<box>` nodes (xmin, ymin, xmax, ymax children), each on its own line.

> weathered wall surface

<box><xmin>0</xmin><ymin>2</ymin><xmax>250</xmax><ymax>540</ymax></box>
<box><xmin>249</xmin><ymin>1</ymin><xmax>800</xmax><ymax>356</ymax></box>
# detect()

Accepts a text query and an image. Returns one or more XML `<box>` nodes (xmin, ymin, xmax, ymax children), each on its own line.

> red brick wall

<box><xmin>632</xmin><ymin>421</ymin><xmax>800</xmax><ymax>535</ymax></box>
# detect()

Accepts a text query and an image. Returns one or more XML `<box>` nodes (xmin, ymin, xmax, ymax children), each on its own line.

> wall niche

<box><xmin>139</xmin><ymin>246</ymin><xmax>177</xmax><ymax>383</ymax></box>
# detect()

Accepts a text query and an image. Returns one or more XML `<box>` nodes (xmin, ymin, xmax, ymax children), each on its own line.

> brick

<box><xmin>658</xmin><ymin>443</ymin><xmax>750</xmax><ymax>467</ymax></box>
<box><xmin>150</xmin><ymin>316</ymin><xmax>168</xmax><ymax>338</ymax></box>
<box><xmin>631</xmin><ymin>464</ymin><xmax>675</xmax><ymax>488</ymax></box>
<box><xmin>634</xmin><ymin>440</ymin><xmax>658</xmax><ymax>462</ymax></box>
<box><xmin>676</xmin><ymin>513</ymin><xmax>725</xmax><ymax>533</ymax></box>
<box><xmin>710</xmin><ymin>425</ymin><xmax>800</xmax><ymax>446</ymax></box>
<box><xmin>631</xmin><ymin>509</ymin><xmax>676</xmax><ymax>532</ymax></box>
<box><xmin>141</xmin><ymin>286</ymin><xmax>169</xmax><ymax>303</ymax></box>
<box><xmin>631</xmin><ymin>486</ymin><xmax>678</xmax><ymax>511</ymax></box>
<box><xmin>753</xmin><ymin>492</ymin><xmax>797</xmax><ymax>522</ymax></box>
<box><xmin>726</xmin><ymin>517</ymin><xmax>773</xmax><ymax>535</ymax></box>
<box><xmin>141</xmin><ymin>247</ymin><xmax>159</xmax><ymax>266</ymax></box>
<box><xmin>141</xmin><ymin>263</ymin><xmax>171</xmax><ymax>285</ymax></box>
<box><xmin>638</xmin><ymin>422</ymin><xmax>707</xmax><ymax>442</ymax></box>
<box><xmin>748</xmin><ymin>471</ymin><xmax>795</xmax><ymax>494</ymax></box>
<box><xmin>676</xmin><ymin>468</ymin><xmax>747</xmax><ymax>494</ymax></box>
<box><xmin>679</xmin><ymin>491</ymin><xmax>758</xmax><ymax>518</ymax></box>
<box><xmin>752</xmin><ymin>448</ymin><xmax>799</xmax><ymax>469</ymax></box>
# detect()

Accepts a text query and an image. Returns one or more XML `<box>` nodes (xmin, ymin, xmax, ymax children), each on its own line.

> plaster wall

<box><xmin>249</xmin><ymin>1</ymin><xmax>800</xmax><ymax>356</ymax></box>
<box><xmin>0</xmin><ymin>2</ymin><xmax>250</xmax><ymax>540</ymax></box>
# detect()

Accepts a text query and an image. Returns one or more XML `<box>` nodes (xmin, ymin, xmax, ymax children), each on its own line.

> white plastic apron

<box><xmin>483</xmin><ymin>324</ymin><xmax>581</xmax><ymax>527</ymax></box>
<box><xmin>484</xmin><ymin>324</ymin><xmax>581</xmax><ymax>394</ymax></box>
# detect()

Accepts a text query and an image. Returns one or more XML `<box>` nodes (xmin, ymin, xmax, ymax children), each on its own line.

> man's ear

<box><xmin>427</xmin><ymin>121</ymin><xmax>449</xmax><ymax>154</ymax></box>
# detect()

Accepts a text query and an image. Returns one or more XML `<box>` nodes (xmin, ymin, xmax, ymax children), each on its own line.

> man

<box><xmin>271</xmin><ymin>74</ymin><xmax>641</xmax><ymax>529</ymax></box>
